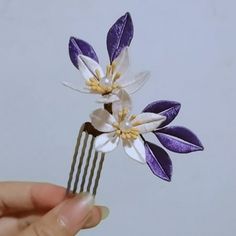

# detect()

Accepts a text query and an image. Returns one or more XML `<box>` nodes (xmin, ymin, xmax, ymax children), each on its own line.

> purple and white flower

<box><xmin>90</xmin><ymin>91</ymin><xmax>166</xmax><ymax>163</ymax></box>
<box><xmin>63</xmin><ymin>12</ymin><xmax>149</xmax><ymax>103</ymax></box>
<box><xmin>64</xmin><ymin>12</ymin><xmax>204</xmax><ymax>182</ymax></box>
<box><xmin>91</xmin><ymin>99</ymin><xmax>204</xmax><ymax>182</ymax></box>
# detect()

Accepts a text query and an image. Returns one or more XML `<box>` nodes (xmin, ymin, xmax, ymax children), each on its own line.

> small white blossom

<box><xmin>63</xmin><ymin>47</ymin><xmax>149</xmax><ymax>103</ymax></box>
<box><xmin>90</xmin><ymin>91</ymin><xmax>166</xmax><ymax>163</ymax></box>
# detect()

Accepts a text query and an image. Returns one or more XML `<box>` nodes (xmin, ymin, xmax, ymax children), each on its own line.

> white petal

<box><xmin>121</xmin><ymin>71</ymin><xmax>150</xmax><ymax>94</ymax></box>
<box><xmin>96</xmin><ymin>93</ymin><xmax>120</xmax><ymax>103</ymax></box>
<box><xmin>62</xmin><ymin>81</ymin><xmax>92</xmax><ymax>94</ymax></box>
<box><xmin>113</xmin><ymin>47</ymin><xmax>129</xmax><ymax>75</ymax></box>
<box><xmin>90</xmin><ymin>109</ymin><xmax>116</xmax><ymax>132</ymax></box>
<box><xmin>123</xmin><ymin>137</ymin><xmax>146</xmax><ymax>163</ymax></box>
<box><xmin>135</xmin><ymin>121</ymin><xmax>164</xmax><ymax>133</ymax></box>
<box><xmin>133</xmin><ymin>112</ymin><xmax>166</xmax><ymax>124</ymax></box>
<box><xmin>95</xmin><ymin>132</ymin><xmax>119</xmax><ymax>152</ymax></box>
<box><xmin>112</xmin><ymin>89</ymin><xmax>132</xmax><ymax>120</ymax></box>
<box><xmin>78</xmin><ymin>55</ymin><xmax>104</xmax><ymax>80</ymax></box>
<box><xmin>132</xmin><ymin>113</ymin><xmax>166</xmax><ymax>133</ymax></box>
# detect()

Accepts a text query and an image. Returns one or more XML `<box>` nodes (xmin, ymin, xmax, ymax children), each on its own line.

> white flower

<box><xmin>90</xmin><ymin>91</ymin><xmax>166</xmax><ymax>163</ymax></box>
<box><xmin>63</xmin><ymin>47</ymin><xmax>150</xmax><ymax>103</ymax></box>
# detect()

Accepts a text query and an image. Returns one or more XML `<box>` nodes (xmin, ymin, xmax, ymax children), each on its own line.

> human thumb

<box><xmin>19</xmin><ymin>193</ymin><xmax>95</xmax><ymax>236</ymax></box>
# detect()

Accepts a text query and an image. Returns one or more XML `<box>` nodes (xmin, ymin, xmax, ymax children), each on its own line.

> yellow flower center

<box><xmin>86</xmin><ymin>62</ymin><xmax>121</xmax><ymax>95</ymax></box>
<box><xmin>112</xmin><ymin>109</ymin><xmax>141</xmax><ymax>141</ymax></box>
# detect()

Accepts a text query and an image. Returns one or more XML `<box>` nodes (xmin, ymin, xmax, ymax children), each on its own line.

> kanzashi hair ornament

<box><xmin>64</xmin><ymin>12</ymin><xmax>204</xmax><ymax>196</ymax></box>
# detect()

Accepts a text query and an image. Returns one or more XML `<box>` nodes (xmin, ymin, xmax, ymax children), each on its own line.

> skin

<box><xmin>0</xmin><ymin>182</ymin><xmax>105</xmax><ymax>236</ymax></box>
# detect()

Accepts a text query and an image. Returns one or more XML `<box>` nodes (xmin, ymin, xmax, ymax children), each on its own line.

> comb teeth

<box><xmin>66</xmin><ymin>123</ymin><xmax>105</xmax><ymax>196</ymax></box>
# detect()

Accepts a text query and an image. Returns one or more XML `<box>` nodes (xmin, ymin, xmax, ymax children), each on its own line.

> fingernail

<box><xmin>58</xmin><ymin>193</ymin><xmax>94</xmax><ymax>233</ymax></box>
<box><xmin>100</xmin><ymin>206</ymin><xmax>110</xmax><ymax>220</ymax></box>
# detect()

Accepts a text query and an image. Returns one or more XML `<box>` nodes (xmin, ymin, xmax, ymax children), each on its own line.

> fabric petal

<box><xmin>123</xmin><ymin>137</ymin><xmax>146</xmax><ymax>163</ymax></box>
<box><xmin>62</xmin><ymin>81</ymin><xmax>92</xmax><ymax>94</ymax></box>
<box><xmin>113</xmin><ymin>47</ymin><xmax>129</xmax><ymax>76</ymax></box>
<box><xmin>90</xmin><ymin>109</ymin><xmax>116</xmax><ymax>132</ymax></box>
<box><xmin>145</xmin><ymin>141</ymin><xmax>172</xmax><ymax>181</ymax></box>
<box><xmin>154</xmin><ymin>126</ymin><xmax>204</xmax><ymax>153</ymax></box>
<box><xmin>78</xmin><ymin>55</ymin><xmax>104</xmax><ymax>80</ymax></box>
<box><xmin>121</xmin><ymin>71</ymin><xmax>150</xmax><ymax>94</ymax></box>
<box><xmin>69</xmin><ymin>37</ymin><xmax>99</xmax><ymax>69</ymax></box>
<box><xmin>132</xmin><ymin>113</ymin><xmax>166</xmax><ymax>133</ymax></box>
<box><xmin>95</xmin><ymin>132</ymin><xmax>119</xmax><ymax>152</ymax></box>
<box><xmin>143</xmin><ymin>100</ymin><xmax>181</xmax><ymax>127</ymax></box>
<box><xmin>96</xmin><ymin>93</ymin><xmax>120</xmax><ymax>104</ymax></box>
<box><xmin>107</xmin><ymin>12</ymin><xmax>134</xmax><ymax>63</ymax></box>
<box><xmin>112</xmin><ymin>89</ymin><xmax>132</xmax><ymax>120</ymax></box>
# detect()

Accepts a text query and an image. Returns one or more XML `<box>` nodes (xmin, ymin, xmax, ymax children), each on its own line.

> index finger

<box><xmin>0</xmin><ymin>182</ymin><xmax>66</xmax><ymax>216</ymax></box>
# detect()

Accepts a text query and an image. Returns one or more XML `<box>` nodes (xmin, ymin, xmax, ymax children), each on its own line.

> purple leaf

<box><xmin>143</xmin><ymin>100</ymin><xmax>181</xmax><ymax>127</ymax></box>
<box><xmin>107</xmin><ymin>12</ymin><xmax>134</xmax><ymax>63</ymax></box>
<box><xmin>154</xmin><ymin>126</ymin><xmax>204</xmax><ymax>153</ymax></box>
<box><xmin>145</xmin><ymin>141</ymin><xmax>172</xmax><ymax>181</ymax></box>
<box><xmin>69</xmin><ymin>37</ymin><xmax>99</xmax><ymax>69</ymax></box>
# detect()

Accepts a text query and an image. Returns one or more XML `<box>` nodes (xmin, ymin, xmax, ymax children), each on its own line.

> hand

<box><xmin>0</xmin><ymin>182</ymin><xmax>109</xmax><ymax>236</ymax></box>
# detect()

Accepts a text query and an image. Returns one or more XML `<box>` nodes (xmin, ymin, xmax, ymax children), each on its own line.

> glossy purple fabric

<box><xmin>69</xmin><ymin>37</ymin><xmax>99</xmax><ymax>69</ymax></box>
<box><xmin>145</xmin><ymin>141</ymin><xmax>172</xmax><ymax>181</ymax></box>
<box><xmin>107</xmin><ymin>12</ymin><xmax>134</xmax><ymax>63</ymax></box>
<box><xmin>143</xmin><ymin>100</ymin><xmax>181</xmax><ymax>128</ymax></box>
<box><xmin>155</xmin><ymin>126</ymin><xmax>204</xmax><ymax>153</ymax></box>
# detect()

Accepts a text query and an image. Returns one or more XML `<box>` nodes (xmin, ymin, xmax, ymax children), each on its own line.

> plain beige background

<box><xmin>0</xmin><ymin>0</ymin><xmax>235</xmax><ymax>235</ymax></box>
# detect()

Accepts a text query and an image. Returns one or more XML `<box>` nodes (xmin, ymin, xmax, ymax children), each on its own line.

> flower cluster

<box><xmin>65</xmin><ymin>12</ymin><xmax>204</xmax><ymax>181</ymax></box>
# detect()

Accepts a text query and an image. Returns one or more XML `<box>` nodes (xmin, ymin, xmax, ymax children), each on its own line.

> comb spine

<box><xmin>66</xmin><ymin>124</ymin><xmax>85</xmax><ymax>194</ymax></box>
<box><xmin>72</xmin><ymin>132</ymin><xmax>89</xmax><ymax>193</ymax></box>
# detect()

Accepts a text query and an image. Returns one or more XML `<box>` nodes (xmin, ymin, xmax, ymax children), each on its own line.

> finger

<box><xmin>0</xmin><ymin>213</ymin><xmax>42</xmax><ymax>236</ymax></box>
<box><xmin>0</xmin><ymin>182</ymin><xmax>66</xmax><ymax>215</ymax></box>
<box><xmin>19</xmin><ymin>193</ymin><xmax>98</xmax><ymax>236</ymax></box>
<box><xmin>0</xmin><ymin>205</ymin><xmax>109</xmax><ymax>236</ymax></box>
<box><xmin>83</xmin><ymin>206</ymin><xmax>109</xmax><ymax>229</ymax></box>
<box><xmin>18</xmin><ymin>214</ymin><xmax>41</xmax><ymax>230</ymax></box>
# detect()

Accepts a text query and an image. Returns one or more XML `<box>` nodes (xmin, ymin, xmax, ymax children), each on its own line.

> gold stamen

<box><xmin>131</xmin><ymin>127</ymin><xmax>138</xmax><ymax>132</ymax></box>
<box><xmin>105</xmin><ymin>87</ymin><xmax>112</xmax><ymax>92</ymax></box>
<box><xmin>130</xmin><ymin>131</ymin><xmax>139</xmax><ymax>136</ymax></box>
<box><xmin>113</xmin><ymin>72</ymin><xmax>121</xmax><ymax>81</ymax></box>
<box><xmin>129</xmin><ymin>115</ymin><xmax>136</xmax><ymax>121</ymax></box>
<box><xmin>130</xmin><ymin>133</ymin><xmax>138</xmax><ymax>139</ymax></box>
<box><xmin>111</xmin><ymin>62</ymin><xmax>116</xmax><ymax>73</ymax></box>
<box><xmin>106</xmin><ymin>65</ymin><xmax>111</xmax><ymax>77</ymax></box>
<box><xmin>91</xmin><ymin>85</ymin><xmax>97</xmax><ymax>90</ymax></box>
<box><xmin>112</xmin><ymin>84</ymin><xmax>119</xmax><ymax>89</ymax></box>
<box><xmin>118</xmin><ymin>109</ymin><xmax>126</xmax><ymax>122</ymax></box>
<box><xmin>97</xmin><ymin>87</ymin><xmax>105</xmax><ymax>93</ymax></box>
<box><xmin>116</xmin><ymin>130</ymin><xmax>121</xmax><ymax>135</ymax></box>
<box><xmin>95</xmin><ymin>69</ymin><xmax>101</xmax><ymax>79</ymax></box>
<box><xmin>132</xmin><ymin>121</ymin><xmax>142</xmax><ymax>126</ymax></box>
<box><xmin>112</xmin><ymin>122</ymin><xmax>119</xmax><ymax>128</ymax></box>
<box><xmin>123</xmin><ymin>108</ymin><xmax>128</xmax><ymax>116</ymax></box>
<box><xmin>91</xmin><ymin>77</ymin><xmax>98</xmax><ymax>83</ymax></box>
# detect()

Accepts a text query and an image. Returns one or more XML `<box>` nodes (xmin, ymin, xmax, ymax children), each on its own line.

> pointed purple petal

<box><xmin>107</xmin><ymin>12</ymin><xmax>134</xmax><ymax>63</ymax></box>
<box><xmin>69</xmin><ymin>37</ymin><xmax>99</xmax><ymax>69</ymax></box>
<box><xmin>145</xmin><ymin>141</ymin><xmax>172</xmax><ymax>181</ymax></box>
<box><xmin>155</xmin><ymin>126</ymin><xmax>204</xmax><ymax>153</ymax></box>
<box><xmin>143</xmin><ymin>100</ymin><xmax>181</xmax><ymax>127</ymax></box>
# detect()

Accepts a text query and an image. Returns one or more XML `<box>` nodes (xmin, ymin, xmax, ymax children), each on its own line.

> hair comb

<box><xmin>66</xmin><ymin>105</ymin><xmax>111</xmax><ymax>196</ymax></box>
<box><xmin>64</xmin><ymin>12</ymin><xmax>204</xmax><ymax>197</ymax></box>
